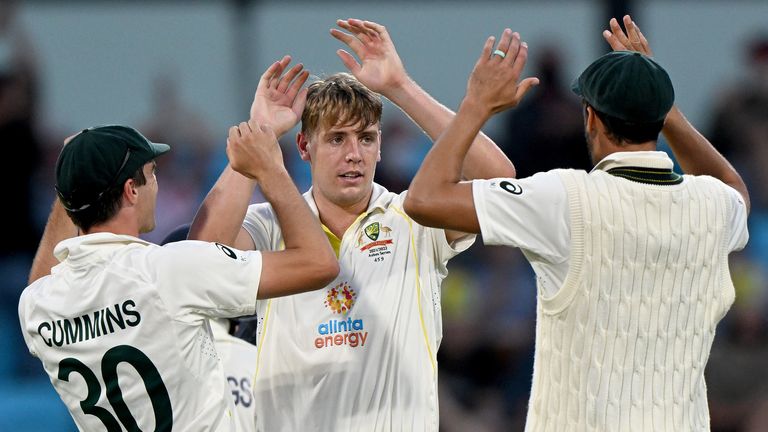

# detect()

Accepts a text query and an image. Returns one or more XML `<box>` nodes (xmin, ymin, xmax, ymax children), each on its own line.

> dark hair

<box><xmin>66</xmin><ymin>166</ymin><xmax>147</xmax><ymax>232</ymax></box>
<box><xmin>592</xmin><ymin>107</ymin><xmax>664</xmax><ymax>144</ymax></box>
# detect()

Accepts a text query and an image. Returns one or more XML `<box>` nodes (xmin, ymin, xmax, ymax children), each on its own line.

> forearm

<box><xmin>408</xmin><ymin>98</ymin><xmax>489</xmax><ymax>211</ymax></box>
<box><xmin>29</xmin><ymin>199</ymin><xmax>78</xmax><ymax>284</ymax></box>
<box><xmin>189</xmin><ymin>166</ymin><xmax>257</xmax><ymax>245</ymax></box>
<box><xmin>386</xmin><ymin>78</ymin><xmax>516</xmax><ymax>179</ymax></box>
<box><xmin>663</xmin><ymin>106</ymin><xmax>750</xmax><ymax>211</ymax></box>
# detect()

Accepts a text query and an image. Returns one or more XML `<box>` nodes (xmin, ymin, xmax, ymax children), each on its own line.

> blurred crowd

<box><xmin>1</xmin><ymin>2</ymin><xmax>766</xmax><ymax>430</ymax></box>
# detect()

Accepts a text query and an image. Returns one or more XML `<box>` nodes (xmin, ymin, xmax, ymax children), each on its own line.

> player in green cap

<box><xmin>20</xmin><ymin>122</ymin><xmax>338</xmax><ymax>431</ymax></box>
<box><xmin>405</xmin><ymin>15</ymin><xmax>749</xmax><ymax>431</ymax></box>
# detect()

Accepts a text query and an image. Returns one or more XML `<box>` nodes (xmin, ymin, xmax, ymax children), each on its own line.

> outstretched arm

<box><xmin>603</xmin><ymin>15</ymin><xmax>750</xmax><ymax>212</ymax></box>
<box><xmin>332</xmin><ymin>19</ymin><xmax>518</xmax><ymax>180</ymax></box>
<box><xmin>189</xmin><ymin>57</ymin><xmax>310</xmax><ymax>249</ymax></box>
<box><xmin>405</xmin><ymin>31</ymin><xmax>538</xmax><ymax>233</ymax></box>
<box><xmin>226</xmin><ymin>120</ymin><xmax>338</xmax><ymax>298</ymax></box>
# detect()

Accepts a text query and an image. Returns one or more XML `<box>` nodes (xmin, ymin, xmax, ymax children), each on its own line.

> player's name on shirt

<box><xmin>36</xmin><ymin>299</ymin><xmax>141</xmax><ymax>348</ymax></box>
<box><xmin>315</xmin><ymin>317</ymin><xmax>368</xmax><ymax>349</ymax></box>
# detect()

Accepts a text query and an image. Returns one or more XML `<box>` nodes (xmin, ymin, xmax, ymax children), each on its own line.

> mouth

<box><xmin>338</xmin><ymin>170</ymin><xmax>365</xmax><ymax>185</ymax></box>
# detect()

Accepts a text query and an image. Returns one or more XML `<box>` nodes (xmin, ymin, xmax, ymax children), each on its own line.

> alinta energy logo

<box><xmin>315</xmin><ymin>282</ymin><xmax>368</xmax><ymax>349</ymax></box>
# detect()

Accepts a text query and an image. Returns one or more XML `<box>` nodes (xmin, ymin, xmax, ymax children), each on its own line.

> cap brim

<box><xmin>150</xmin><ymin>142</ymin><xmax>171</xmax><ymax>157</ymax></box>
<box><xmin>570</xmin><ymin>77</ymin><xmax>583</xmax><ymax>97</ymax></box>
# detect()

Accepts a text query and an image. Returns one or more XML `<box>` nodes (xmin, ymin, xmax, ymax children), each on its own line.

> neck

<box><xmin>592</xmin><ymin>136</ymin><xmax>657</xmax><ymax>163</ymax></box>
<box><xmin>313</xmin><ymin>189</ymin><xmax>372</xmax><ymax>239</ymax></box>
<box><xmin>86</xmin><ymin>213</ymin><xmax>141</xmax><ymax>238</ymax></box>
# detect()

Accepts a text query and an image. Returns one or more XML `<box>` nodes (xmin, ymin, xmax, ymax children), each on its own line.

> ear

<box><xmin>123</xmin><ymin>179</ymin><xmax>140</xmax><ymax>206</ymax></box>
<box><xmin>585</xmin><ymin>105</ymin><xmax>596</xmax><ymax>133</ymax></box>
<box><xmin>377</xmin><ymin>130</ymin><xmax>382</xmax><ymax>162</ymax></box>
<box><xmin>296</xmin><ymin>132</ymin><xmax>312</xmax><ymax>162</ymax></box>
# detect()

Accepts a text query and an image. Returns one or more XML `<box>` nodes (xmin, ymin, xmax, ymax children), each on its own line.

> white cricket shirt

<box><xmin>242</xmin><ymin>183</ymin><xmax>474</xmax><ymax>432</ymax></box>
<box><xmin>210</xmin><ymin>319</ymin><xmax>258</xmax><ymax>432</ymax></box>
<box><xmin>18</xmin><ymin>233</ymin><xmax>262</xmax><ymax>432</ymax></box>
<box><xmin>472</xmin><ymin>151</ymin><xmax>749</xmax><ymax>431</ymax></box>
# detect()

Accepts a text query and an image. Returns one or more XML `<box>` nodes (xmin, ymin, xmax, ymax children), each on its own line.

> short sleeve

<box><xmin>17</xmin><ymin>290</ymin><xmax>37</xmax><ymax>357</ymax></box>
<box><xmin>243</xmin><ymin>203</ymin><xmax>279</xmax><ymax>251</ymax></box>
<box><xmin>397</xmin><ymin>191</ymin><xmax>475</xmax><ymax>266</ymax></box>
<box><xmin>723</xmin><ymin>185</ymin><xmax>749</xmax><ymax>252</ymax></box>
<box><xmin>151</xmin><ymin>240</ymin><xmax>263</xmax><ymax>320</ymax></box>
<box><xmin>472</xmin><ymin>171</ymin><xmax>570</xmax><ymax>263</ymax></box>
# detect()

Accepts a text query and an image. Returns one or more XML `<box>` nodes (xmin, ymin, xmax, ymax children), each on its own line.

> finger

<box><xmin>286</xmin><ymin>69</ymin><xmax>310</xmax><ymax>101</ymax></box>
<box><xmin>603</xmin><ymin>29</ymin><xmax>627</xmax><ymax>51</ymax></box>
<box><xmin>345</xmin><ymin>19</ymin><xmax>375</xmax><ymax>45</ymax></box>
<box><xmin>291</xmin><ymin>87</ymin><xmax>309</xmax><ymax>119</ymax></box>
<box><xmin>632</xmin><ymin>20</ymin><xmax>653</xmax><ymax>56</ymax></box>
<box><xmin>493</xmin><ymin>28</ymin><xmax>512</xmax><ymax>62</ymax></box>
<box><xmin>625</xmin><ymin>16</ymin><xmax>642</xmax><ymax>46</ymax></box>
<box><xmin>514</xmin><ymin>76</ymin><xmax>540</xmax><ymax>102</ymax></box>
<box><xmin>504</xmin><ymin>32</ymin><xmax>522</xmax><ymax>65</ymax></box>
<box><xmin>277</xmin><ymin>63</ymin><xmax>304</xmax><ymax>93</ymax></box>
<box><xmin>330</xmin><ymin>28</ymin><xmax>365</xmax><ymax>56</ymax></box>
<box><xmin>229</xmin><ymin>125</ymin><xmax>241</xmax><ymax>139</ymax></box>
<box><xmin>239</xmin><ymin>121</ymin><xmax>252</xmax><ymax>135</ymax></box>
<box><xmin>247</xmin><ymin>119</ymin><xmax>260</xmax><ymax>135</ymax></box>
<box><xmin>609</xmin><ymin>17</ymin><xmax>631</xmax><ymax>48</ymax></box>
<box><xmin>361</xmin><ymin>20</ymin><xmax>387</xmax><ymax>38</ymax></box>
<box><xmin>509</xmin><ymin>41</ymin><xmax>529</xmax><ymax>78</ymax></box>
<box><xmin>258</xmin><ymin>59</ymin><xmax>284</xmax><ymax>89</ymax></box>
<box><xmin>267</xmin><ymin>56</ymin><xmax>291</xmax><ymax>89</ymax></box>
<box><xmin>478</xmin><ymin>35</ymin><xmax>495</xmax><ymax>66</ymax></box>
<box><xmin>336</xmin><ymin>49</ymin><xmax>362</xmax><ymax>74</ymax></box>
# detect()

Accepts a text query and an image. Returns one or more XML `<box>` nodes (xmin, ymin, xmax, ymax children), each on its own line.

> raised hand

<box><xmin>330</xmin><ymin>18</ymin><xmax>408</xmax><ymax>95</ymax></box>
<box><xmin>226</xmin><ymin>120</ymin><xmax>284</xmax><ymax>181</ymax></box>
<box><xmin>603</xmin><ymin>15</ymin><xmax>653</xmax><ymax>56</ymax></box>
<box><xmin>464</xmin><ymin>29</ymin><xmax>539</xmax><ymax>116</ymax></box>
<box><xmin>250</xmin><ymin>56</ymin><xmax>310</xmax><ymax>138</ymax></box>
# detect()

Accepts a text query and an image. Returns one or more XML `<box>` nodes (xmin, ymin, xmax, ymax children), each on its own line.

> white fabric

<box><xmin>18</xmin><ymin>233</ymin><xmax>262</xmax><ymax>432</ymax></box>
<box><xmin>472</xmin><ymin>151</ymin><xmax>748</xmax><ymax>298</ymax></box>
<box><xmin>210</xmin><ymin>319</ymin><xmax>258</xmax><ymax>432</ymax></box>
<box><xmin>242</xmin><ymin>183</ymin><xmax>474</xmax><ymax>432</ymax></box>
<box><xmin>472</xmin><ymin>151</ymin><xmax>749</xmax><ymax>431</ymax></box>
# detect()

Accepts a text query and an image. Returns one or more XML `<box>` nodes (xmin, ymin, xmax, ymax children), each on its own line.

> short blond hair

<box><xmin>301</xmin><ymin>73</ymin><xmax>382</xmax><ymax>137</ymax></box>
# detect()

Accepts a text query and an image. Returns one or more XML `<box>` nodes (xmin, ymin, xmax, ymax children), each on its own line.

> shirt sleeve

<box><xmin>242</xmin><ymin>203</ymin><xmax>279</xmax><ymax>251</ymax></box>
<box><xmin>151</xmin><ymin>240</ymin><xmax>263</xmax><ymax>320</ymax></box>
<box><xmin>723</xmin><ymin>185</ymin><xmax>749</xmax><ymax>252</ymax></box>
<box><xmin>471</xmin><ymin>171</ymin><xmax>570</xmax><ymax>263</ymax></box>
<box><xmin>17</xmin><ymin>289</ymin><xmax>37</xmax><ymax>357</ymax></box>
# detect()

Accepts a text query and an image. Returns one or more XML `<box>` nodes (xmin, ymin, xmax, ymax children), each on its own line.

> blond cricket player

<box><xmin>190</xmin><ymin>19</ymin><xmax>518</xmax><ymax>431</ymax></box>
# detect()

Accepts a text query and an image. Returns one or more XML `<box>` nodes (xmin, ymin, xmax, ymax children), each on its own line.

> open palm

<box><xmin>330</xmin><ymin>19</ymin><xmax>408</xmax><ymax>95</ymax></box>
<box><xmin>250</xmin><ymin>56</ymin><xmax>309</xmax><ymax>138</ymax></box>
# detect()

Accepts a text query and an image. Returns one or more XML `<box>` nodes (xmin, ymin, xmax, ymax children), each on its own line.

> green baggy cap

<box><xmin>572</xmin><ymin>51</ymin><xmax>674</xmax><ymax>123</ymax></box>
<box><xmin>55</xmin><ymin>125</ymin><xmax>170</xmax><ymax>212</ymax></box>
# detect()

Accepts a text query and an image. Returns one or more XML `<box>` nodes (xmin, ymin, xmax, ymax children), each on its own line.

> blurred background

<box><xmin>1</xmin><ymin>0</ymin><xmax>766</xmax><ymax>430</ymax></box>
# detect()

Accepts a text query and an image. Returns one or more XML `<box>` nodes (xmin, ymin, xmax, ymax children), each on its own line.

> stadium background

<box><xmin>1</xmin><ymin>0</ymin><xmax>766</xmax><ymax>430</ymax></box>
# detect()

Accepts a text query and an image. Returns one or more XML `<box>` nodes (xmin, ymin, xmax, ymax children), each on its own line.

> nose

<box><xmin>345</xmin><ymin>140</ymin><xmax>363</xmax><ymax>163</ymax></box>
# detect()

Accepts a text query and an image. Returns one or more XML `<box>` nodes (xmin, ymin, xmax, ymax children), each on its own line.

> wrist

<box><xmin>458</xmin><ymin>97</ymin><xmax>493</xmax><ymax>122</ymax></box>
<box><xmin>381</xmin><ymin>74</ymin><xmax>415</xmax><ymax>104</ymax></box>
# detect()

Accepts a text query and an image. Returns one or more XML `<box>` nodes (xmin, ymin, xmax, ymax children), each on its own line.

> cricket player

<box><xmin>405</xmin><ymin>17</ymin><xmax>749</xmax><ymax>431</ymax></box>
<box><xmin>189</xmin><ymin>19</ymin><xmax>521</xmax><ymax>431</ymax></box>
<box><xmin>20</xmin><ymin>123</ymin><xmax>338</xmax><ymax>431</ymax></box>
<box><xmin>161</xmin><ymin>223</ymin><xmax>258</xmax><ymax>432</ymax></box>
<box><xmin>160</xmin><ymin>224</ymin><xmax>256</xmax><ymax>432</ymax></box>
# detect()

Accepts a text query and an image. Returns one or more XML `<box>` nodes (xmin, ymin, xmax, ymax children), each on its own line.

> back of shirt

<box><xmin>19</xmin><ymin>233</ymin><xmax>262</xmax><ymax>432</ymax></box>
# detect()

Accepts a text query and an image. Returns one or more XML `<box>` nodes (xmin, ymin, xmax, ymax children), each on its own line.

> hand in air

<box><xmin>330</xmin><ymin>18</ymin><xmax>408</xmax><ymax>95</ymax></box>
<box><xmin>465</xmin><ymin>29</ymin><xmax>539</xmax><ymax>116</ymax></box>
<box><xmin>226</xmin><ymin>120</ymin><xmax>284</xmax><ymax>181</ymax></box>
<box><xmin>603</xmin><ymin>15</ymin><xmax>653</xmax><ymax>56</ymax></box>
<box><xmin>250</xmin><ymin>56</ymin><xmax>310</xmax><ymax>138</ymax></box>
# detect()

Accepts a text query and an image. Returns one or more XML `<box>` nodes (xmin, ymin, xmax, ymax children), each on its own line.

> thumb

<box><xmin>515</xmin><ymin>77</ymin><xmax>540</xmax><ymax>101</ymax></box>
<box><xmin>336</xmin><ymin>49</ymin><xmax>362</xmax><ymax>74</ymax></box>
<box><xmin>260</xmin><ymin>123</ymin><xmax>276</xmax><ymax>139</ymax></box>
